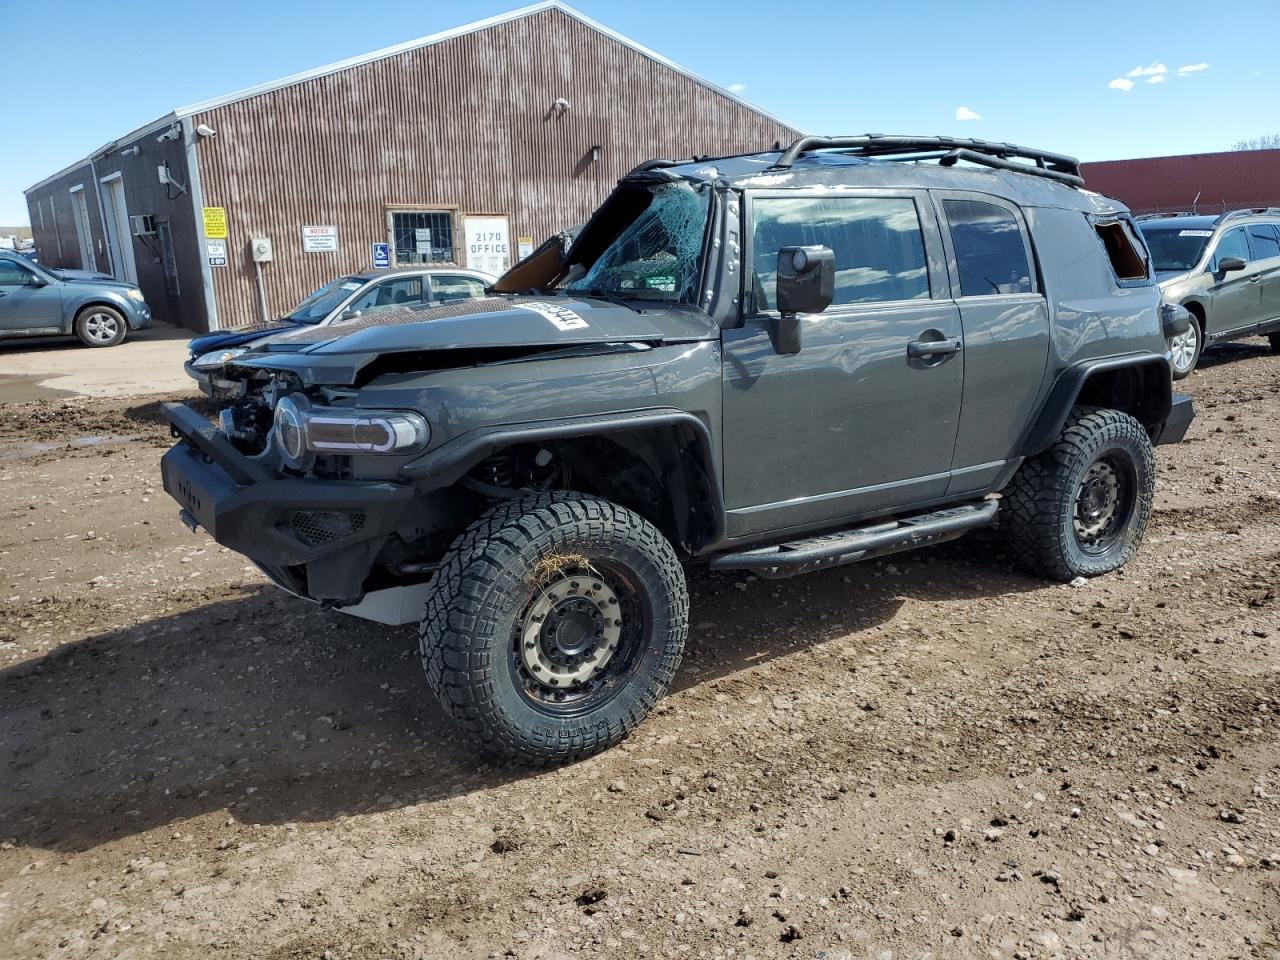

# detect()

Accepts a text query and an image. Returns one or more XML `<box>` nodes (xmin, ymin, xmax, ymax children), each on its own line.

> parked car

<box><xmin>185</xmin><ymin>266</ymin><xmax>495</xmax><ymax>395</ymax></box>
<box><xmin>1136</xmin><ymin>208</ymin><xmax>1280</xmax><ymax>378</ymax></box>
<box><xmin>0</xmin><ymin>250</ymin><xmax>151</xmax><ymax>347</ymax></box>
<box><xmin>161</xmin><ymin>134</ymin><xmax>1193</xmax><ymax>766</ymax></box>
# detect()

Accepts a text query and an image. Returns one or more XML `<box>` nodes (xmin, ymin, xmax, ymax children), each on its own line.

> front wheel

<box><xmin>1268</xmin><ymin>332</ymin><xmax>1280</xmax><ymax>354</ymax></box>
<box><xmin>420</xmin><ymin>492</ymin><xmax>688</xmax><ymax>767</ymax></box>
<box><xmin>74</xmin><ymin>306</ymin><xmax>128</xmax><ymax>347</ymax></box>
<box><xmin>1168</xmin><ymin>313</ymin><xmax>1202</xmax><ymax>380</ymax></box>
<box><xmin>1001</xmin><ymin>407</ymin><xmax>1155</xmax><ymax>582</ymax></box>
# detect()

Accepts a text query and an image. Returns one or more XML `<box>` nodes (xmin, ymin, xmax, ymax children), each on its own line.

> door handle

<box><xmin>907</xmin><ymin>337</ymin><xmax>962</xmax><ymax>359</ymax></box>
<box><xmin>1249</xmin><ymin>274</ymin><xmax>1262</xmax><ymax>283</ymax></box>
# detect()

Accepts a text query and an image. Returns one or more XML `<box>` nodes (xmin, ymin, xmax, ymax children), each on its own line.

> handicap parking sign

<box><xmin>371</xmin><ymin>242</ymin><xmax>390</xmax><ymax>269</ymax></box>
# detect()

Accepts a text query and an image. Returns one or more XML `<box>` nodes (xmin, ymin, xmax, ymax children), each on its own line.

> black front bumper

<box><xmin>1153</xmin><ymin>392</ymin><xmax>1195</xmax><ymax>446</ymax></box>
<box><xmin>159</xmin><ymin>402</ymin><xmax>414</xmax><ymax>602</ymax></box>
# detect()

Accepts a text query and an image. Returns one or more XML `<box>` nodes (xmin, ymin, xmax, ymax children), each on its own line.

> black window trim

<box><xmin>740</xmin><ymin>186</ymin><xmax>949</xmax><ymax>317</ymax></box>
<box><xmin>930</xmin><ymin>189</ymin><xmax>1043</xmax><ymax>301</ymax></box>
<box><xmin>1211</xmin><ymin>225</ymin><xmax>1252</xmax><ymax>270</ymax></box>
<box><xmin>1245</xmin><ymin>221</ymin><xmax>1280</xmax><ymax>261</ymax></box>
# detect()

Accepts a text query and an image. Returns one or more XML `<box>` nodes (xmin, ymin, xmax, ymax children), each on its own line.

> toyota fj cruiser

<box><xmin>161</xmin><ymin>135</ymin><xmax>1194</xmax><ymax>766</ymax></box>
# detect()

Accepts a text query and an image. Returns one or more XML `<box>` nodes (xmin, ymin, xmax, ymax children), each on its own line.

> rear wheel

<box><xmin>74</xmin><ymin>306</ymin><xmax>127</xmax><ymax>347</ymax></box>
<box><xmin>420</xmin><ymin>492</ymin><xmax>688</xmax><ymax>766</ymax></box>
<box><xmin>1001</xmin><ymin>407</ymin><xmax>1155</xmax><ymax>581</ymax></box>
<box><xmin>1168</xmin><ymin>313</ymin><xmax>1202</xmax><ymax>379</ymax></box>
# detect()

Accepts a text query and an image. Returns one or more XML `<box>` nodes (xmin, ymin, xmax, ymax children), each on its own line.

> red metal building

<box><xmin>1082</xmin><ymin>148</ymin><xmax>1280</xmax><ymax>216</ymax></box>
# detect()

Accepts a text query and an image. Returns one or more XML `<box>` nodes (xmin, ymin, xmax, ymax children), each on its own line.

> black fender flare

<box><xmin>1019</xmin><ymin>354</ymin><xmax>1173</xmax><ymax>457</ymax></box>
<box><xmin>400</xmin><ymin>408</ymin><xmax>725</xmax><ymax>550</ymax></box>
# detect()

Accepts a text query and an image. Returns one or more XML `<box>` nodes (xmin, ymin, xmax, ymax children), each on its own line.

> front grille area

<box><xmin>291</xmin><ymin>510</ymin><xmax>367</xmax><ymax>547</ymax></box>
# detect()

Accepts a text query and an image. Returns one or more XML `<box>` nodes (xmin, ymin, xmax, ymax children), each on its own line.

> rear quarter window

<box><xmin>942</xmin><ymin>199</ymin><xmax>1035</xmax><ymax>296</ymax></box>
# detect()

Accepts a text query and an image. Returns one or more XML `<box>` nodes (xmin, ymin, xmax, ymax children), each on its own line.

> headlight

<box><xmin>273</xmin><ymin>393</ymin><xmax>429</xmax><ymax>469</ymax></box>
<box><xmin>125</xmin><ymin>288</ymin><xmax>146</xmax><ymax>302</ymax></box>
<box><xmin>191</xmin><ymin>347</ymin><xmax>249</xmax><ymax>370</ymax></box>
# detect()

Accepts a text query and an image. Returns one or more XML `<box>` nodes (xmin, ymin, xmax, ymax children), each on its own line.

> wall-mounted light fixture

<box><xmin>121</xmin><ymin>145</ymin><xmax>141</xmax><ymax>158</ymax></box>
<box><xmin>196</xmin><ymin>123</ymin><xmax>217</xmax><ymax>138</ymax></box>
<box><xmin>590</xmin><ymin>145</ymin><xmax>602</xmax><ymax>163</ymax></box>
<box><xmin>552</xmin><ymin>97</ymin><xmax>571</xmax><ymax>114</ymax></box>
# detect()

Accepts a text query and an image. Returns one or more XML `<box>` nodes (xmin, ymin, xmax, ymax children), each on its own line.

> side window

<box><xmin>1093</xmin><ymin>219</ymin><xmax>1149</xmax><ymax>282</ymax></box>
<box><xmin>1214</xmin><ymin>227</ymin><xmax>1251</xmax><ymax>267</ymax></box>
<box><xmin>943</xmin><ymin>199</ymin><xmax>1035</xmax><ymax>296</ymax></box>
<box><xmin>750</xmin><ymin>196</ymin><xmax>930</xmax><ymax>310</ymax></box>
<box><xmin>0</xmin><ymin>259</ymin><xmax>31</xmax><ymax>285</ymax></box>
<box><xmin>431</xmin><ymin>275</ymin><xmax>487</xmax><ymax>303</ymax></box>
<box><xmin>1247</xmin><ymin>224</ymin><xmax>1280</xmax><ymax>261</ymax></box>
<box><xmin>348</xmin><ymin>277</ymin><xmax>423</xmax><ymax>314</ymax></box>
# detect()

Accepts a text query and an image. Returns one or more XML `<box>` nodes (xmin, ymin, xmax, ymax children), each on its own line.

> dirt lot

<box><xmin>1</xmin><ymin>345</ymin><xmax>1278</xmax><ymax>960</ymax></box>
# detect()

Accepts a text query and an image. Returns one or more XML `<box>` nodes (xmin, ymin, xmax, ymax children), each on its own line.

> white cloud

<box><xmin>1109</xmin><ymin>77</ymin><xmax>1135</xmax><ymax>91</ymax></box>
<box><xmin>1127</xmin><ymin>61</ymin><xmax>1168</xmax><ymax>77</ymax></box>
<box><xmin>955</xmin><ymin>106</ymin><xmax>982</xmax><ymax>121</ymax></box>
<box><xmin>1178</xmin><ymin>62</ymin><xmax>1209</xmax><ymax>74</ymax></box>
<box><xmin>1147</xmin><ymin>74</ymin><xmax>1166</xmax><ymax>84</ymax></box>
<box><xmin>727</xmin><ymin>82</ymin><xmax>748</xmax><ymax>94</ymax></box>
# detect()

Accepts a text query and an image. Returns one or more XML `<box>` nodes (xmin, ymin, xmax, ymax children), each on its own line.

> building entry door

<box><xmin>99</xmin><ymin>174</ymin><xmax>137</xmax><ymax>283</ymax></box>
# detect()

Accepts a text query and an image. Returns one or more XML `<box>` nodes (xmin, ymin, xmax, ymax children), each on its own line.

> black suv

<box><xmin>1137</xmin><ymin>208</ymin><xmax>1280</xmax><ymax>378</ymax></box>
<box><xmin>161</xmin><ymin>135</ymin><xmax>1193</xmax><ymax>765</ymax></box>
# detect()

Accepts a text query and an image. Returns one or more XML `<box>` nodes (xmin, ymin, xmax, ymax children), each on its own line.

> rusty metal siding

<box><xmin>192</xmin><ymin>6</ymin><xmax>797</xmax><ymax>328</ymax></box>
<box><xmin>1083</xmin><ymin>149</ymin><xmax>1280</xmax><ymax>215</ymax></box>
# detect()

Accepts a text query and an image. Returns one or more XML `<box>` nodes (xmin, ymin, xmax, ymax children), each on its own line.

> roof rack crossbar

<box><xmin>768</xmin><ymin>135</ymin><xmax>1083</xmax><ymax>186</ymax></box>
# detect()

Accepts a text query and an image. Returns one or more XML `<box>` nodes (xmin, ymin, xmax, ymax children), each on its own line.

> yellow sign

<box><xmin>202</xmin><ymin>207</ymin><xmax>228</xmax><ymax>240</ymax></box>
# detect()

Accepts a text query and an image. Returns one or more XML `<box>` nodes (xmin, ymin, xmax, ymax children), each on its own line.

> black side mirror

<box><xmin>770</xmin><ymin>245</ymin><xmax>834</xmax><ymax>355</ymax></box>
<box><xmin>26</xmin><ymin>274</ymin><xmax>47</xmax><ymax>288</ymax></box>
<box><xmin>1217</xmin><ymin>256</ymin><xmax>1247</xmax><ymax>274</ymax></box>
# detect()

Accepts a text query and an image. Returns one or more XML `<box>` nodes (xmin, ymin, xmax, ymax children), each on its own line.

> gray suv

<box><xmin>0</xmin><ymin>250</ymin><xmax>152</xmax><ymax>347</ymax></box>
<box><xmin>1137</xmin><ymin>209</ymin><xmax>1280</xmax><ymax>378</ymax></box>
<box><xmin>160</xmin><ymin>135</ymin><xmax>1193</xmax><ymax>765</ymax></box>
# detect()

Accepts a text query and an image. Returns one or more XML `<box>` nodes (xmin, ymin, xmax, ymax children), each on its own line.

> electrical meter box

<box><xmin>251</xmin><ymin>237</ymin><xmax>273</xmax><ymax>263</ymax></box>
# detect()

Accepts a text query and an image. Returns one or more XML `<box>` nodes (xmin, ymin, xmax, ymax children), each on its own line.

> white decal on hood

<box><xmin>520</xmin><ymin>301</ymin><xmax>588</xmax><ymax>331</ymax></box>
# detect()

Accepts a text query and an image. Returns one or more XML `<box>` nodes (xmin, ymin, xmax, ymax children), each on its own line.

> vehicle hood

<box><xmin>188</xmin><ymin>319</ymin><xmax>301</xmax><ymax>355</ymax></box>
<box><xmin>231</xmin><ymin>295</ymin><xmax>719</xmax><ymax>385</ymax></box>
<box><xmin>56</xmin><ymin>268</ymin><xmax>118</xmax><ymax>282</ymax></box>
<box><xmin>1154</xmin><ymin>269</ymin><xmax>1192</xmax><ymax>284</ymax></box>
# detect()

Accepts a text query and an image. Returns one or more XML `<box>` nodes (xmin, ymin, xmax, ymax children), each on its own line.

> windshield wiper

<box><xmin>571</xmin><ymin>287</ymin><xmax>643</xmax><ymax>313</ymax></box>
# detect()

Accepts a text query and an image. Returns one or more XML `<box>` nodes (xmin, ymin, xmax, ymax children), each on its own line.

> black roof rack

<box><xmin>768</xmin><ymin>135</ymin><xmax>1084</xmax><ymax>187</ymax></box>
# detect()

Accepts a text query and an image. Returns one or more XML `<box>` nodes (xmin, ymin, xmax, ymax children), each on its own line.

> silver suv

<box><xmin>1137</xmin><ymin>209</ymin><xmax>1280</xmax><ymax>378</ymax></box>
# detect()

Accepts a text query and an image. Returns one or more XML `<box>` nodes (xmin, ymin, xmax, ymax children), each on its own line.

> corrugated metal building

<box><xmin>1083</xmin><ymin>148</ymin><xmax>1280</xmax><ymax>216</ymax></box>
<box><xmin>25</xmin><ymin>2</ymin><xmax>797</xmax><ymax>332</ymax></box>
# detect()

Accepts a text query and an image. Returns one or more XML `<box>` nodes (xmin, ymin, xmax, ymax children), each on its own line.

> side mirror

<box><xmin>26</xmin><ymin>274</ymin><xmax>47</xmax><ymax>288</ymax></box>
<box><xmin>340</xmin><ymin>308</ymin><xmax>363</xmax><ymax>321</ymax></box>
<box><xmin>770</xmin><ymin>245</ymin><xmax>834</xmax><ymax>355</ymax></box>
<box><xmin>1217</xmin><ymin>256</ymin><xmax>1247</xmax><ymax>274</ymax></box>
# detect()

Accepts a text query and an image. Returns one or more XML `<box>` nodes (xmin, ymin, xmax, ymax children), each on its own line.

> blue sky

<box><xmin>3</xmin><ymin>0</ymin><xmax>1278</xmax><ymax>225</ymax></box>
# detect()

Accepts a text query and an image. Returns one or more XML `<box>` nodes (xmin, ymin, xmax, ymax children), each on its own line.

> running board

<box><xmin>710</xmin><ymin>499</ymin><xmax>999</xmax><ymax>579</ymax></box>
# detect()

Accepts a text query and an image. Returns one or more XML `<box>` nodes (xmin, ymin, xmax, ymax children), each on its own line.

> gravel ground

<box><xmin>1</xmin><ymin>344</ymin><xmax>1278</xmax><ymax>960</ymax></box>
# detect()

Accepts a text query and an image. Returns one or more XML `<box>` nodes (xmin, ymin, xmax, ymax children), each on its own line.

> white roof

<box><xmin>27</xmin><ymin>1</ymin><xmax>797</xmax><ymax>194</ymax></box>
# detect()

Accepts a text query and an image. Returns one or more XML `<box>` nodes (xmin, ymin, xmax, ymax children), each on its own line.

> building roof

<box><xmin>26</xmin><ymin>1</ymin><xmax>798</xmax><ymax>195</ymax></box>
<box><xmin>1082</xmin><ymin>148</ymin><xmax>1280</xmax><ymax>214</ymax></box>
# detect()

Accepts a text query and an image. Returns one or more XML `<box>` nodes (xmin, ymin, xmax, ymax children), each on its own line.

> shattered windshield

<box><xmin>285</xmin><ymin>277</ymin><xmax>363</xmax><ymax>323</ymax></box>
<box><xmin>564</xmin><ymin>181</ymin><xmax>710</xmax><ymax>303</ymax></box>
<box><xmin>1137</xmin><ymin>227</ymin><xmax>1211</xmax><ymax>273</ymax></box>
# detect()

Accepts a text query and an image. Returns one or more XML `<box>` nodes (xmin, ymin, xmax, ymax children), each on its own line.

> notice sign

<box><xmin>206</xmin><ymin>238</ymin><xmax>227</xmax><ymax>267</ymax></box>
<box><xmin>202</xmin><ymin>206</ymin><xmax>227</xmax><ymax>240</ymax></box>
<box><xmin>301</xmin><ymin>225</ymin><xmax>338</xmax><ymax>252</ymax></box>
<box><xmin>414</xmin><ymin>228</ymin><xmax>432</xmax><ymax>255</ymax></box>
<box><xmin>464</xmin><ymin>215</ymin><xmax>511</xmax><ymax>276</ymax></box>
<box><xmin>517</xmin><ymin>236</ymin><xmax>534</xmax><ymax>260</ymax></box>
<box><xmin>371</xmin><ymin>242</ymin><xmax>390</xmax><ymax>269</ymax></box>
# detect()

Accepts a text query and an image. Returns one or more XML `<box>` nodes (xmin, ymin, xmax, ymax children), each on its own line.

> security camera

<box><xmin>155</xmin><ymin>125</ymin><xmax>180</xmax><ymax>143</ymax></box>
<box><xmin>196</xmin><ymin>124</ymin><xmax>217</xmax><ymax>138</ymax></box>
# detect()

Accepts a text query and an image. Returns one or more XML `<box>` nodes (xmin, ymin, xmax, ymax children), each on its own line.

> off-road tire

<box><xmin>73</xmin><ymin>305</ymin><xmax>128</xmax><ymax>347</ymax></box>
<box><xmin>1001</xmin><ymin>407</ymin><xmax>1154</xmax><ymax>582</ymax></box>
<box><xmin>1268</xmin><ymin>332</ymin><xmax>1280</xmax><ymax>354</ymax></box>
<box><xmin>419</xmin><ymin>492</ymin><xmax>688</xmax><ymax>767</ymax></box>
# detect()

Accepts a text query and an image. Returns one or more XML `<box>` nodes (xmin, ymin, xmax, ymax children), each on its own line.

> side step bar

<box><xmin>710</xmin><ymin>499</ymin><xmax>999</xmax><ymax>579</ymax></box>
